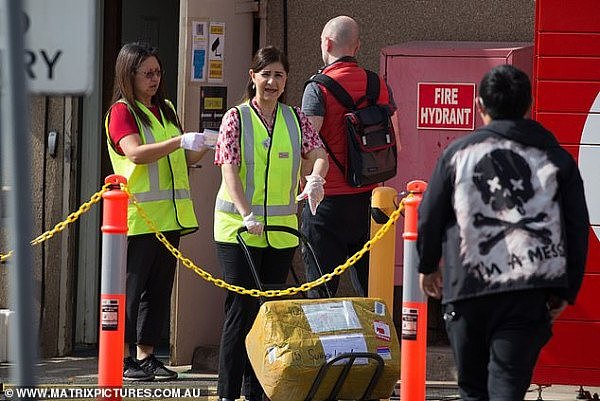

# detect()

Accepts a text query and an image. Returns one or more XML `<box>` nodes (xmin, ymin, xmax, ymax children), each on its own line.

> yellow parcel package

<box><xmin>246</xmin><ymin>297</ymin><xmax>400</xmax><ymax>401</ymax></box>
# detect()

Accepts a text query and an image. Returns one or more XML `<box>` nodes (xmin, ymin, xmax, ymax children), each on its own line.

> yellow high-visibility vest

<box><xmin>214</xmin><ymin>103</ymin><xmax>301</xmax><ymax>248</ymax></box>
<box><xmin>105</xmin><ymin>99</ymin><xmax>198</xmax><ymax>236</ymax></box>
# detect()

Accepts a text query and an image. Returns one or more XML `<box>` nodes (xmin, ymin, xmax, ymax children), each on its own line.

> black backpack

<box><xmin>307</xmin><ymin>70</ymin><xmax>397</xmax><ymax>187</ymax></box>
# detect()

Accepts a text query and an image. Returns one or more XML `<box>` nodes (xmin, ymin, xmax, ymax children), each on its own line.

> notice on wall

<box><xmin>199</xmin><ymin>86</ymin><xmax>227</xmax><ymax>131</ymax></box>
<box><xmin>417</xmin><ymin>83</ymin><xmax>475</xmax><ymax>130</ymax></box>
<box><xmin>191</xmin><ymin>21</ymin><xmax>208</xmax><ymax>82</ymax></box>
<box><xmin>208</xmin><ymin>22</ymin><xmax>225</xmax><ymax>82</ymax></box>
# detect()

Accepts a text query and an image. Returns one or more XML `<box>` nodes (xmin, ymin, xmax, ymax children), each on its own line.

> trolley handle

<box><xmin>236</xmin><ymin>224</ymin><xmax>304</xmax><ymax>237</ymax></box>
<box><xmin>235</xmin><ymin>225</ymin><xmax>332</xmax><ymax>298</ymax></box>
<box><xmin>304</xmin><ymin>352</ymin><xmax>385</xmax><ymax>401</ymax></box>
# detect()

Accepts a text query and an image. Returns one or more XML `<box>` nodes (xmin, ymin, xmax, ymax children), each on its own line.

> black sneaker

<box><xmin>123</xmin><ymin>356</ymin><xmax>155</xmax><ymax>381</ymax></box>
<box><xmin>138</xmin><ymin>354</ymin><xmax>178</xmax><ymax>380</ymax></box>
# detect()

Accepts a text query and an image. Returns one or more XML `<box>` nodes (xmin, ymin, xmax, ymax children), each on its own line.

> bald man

<box><xmin>301</xmin><ymin>16</ymin><xmax>396</xmax><ymax>298</ymax></box>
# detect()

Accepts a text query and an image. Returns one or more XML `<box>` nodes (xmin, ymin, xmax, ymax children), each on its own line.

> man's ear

<box><xmin>476</xmin><ymin>97</ymin><xmax>486</xmax><ymax>114</ymax></box>
<box><xmin>324</xmin><ymin>36</ymin><xmax>334</xmax><ymax>53</ymax></box>
<box><xmin>353</xmin><ymin>39</ymin><xmax>361</xmax><ymax>56</ymax></box>
<box><xmin>476</xmin><ymin>96</ymin><xmax>492</xmax><ymax>124</ymax></box>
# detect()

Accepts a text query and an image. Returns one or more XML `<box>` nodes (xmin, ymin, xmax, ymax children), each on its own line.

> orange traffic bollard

<box><xmin>98</xmin><ymin>175</ymin><xmax>128</xmax><ymax>397</ymax></box>
<box><xmin>400</xmin><ymin>180</ymin><xmax>428</xmax><ymax>401</ymax></box>
<box><xmin>368</xmin><ymin>186</ymin><xmax>398</xmax><ymax>313</ymax></box>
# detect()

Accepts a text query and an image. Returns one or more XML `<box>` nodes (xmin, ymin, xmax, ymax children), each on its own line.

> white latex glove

<box><xmin>243</xmin><ymin>212</ymin><xmax>264</xmax><ymax>236</ymax></box>
<box><xmin>180</xmin><ymin>132</ymin><xmax>205</xmax><ymax>151</ymax></box>
<box><xmin>296</xmin><ymin>175</ymin><xmax>325</xmax><ymax>215</ymax></box>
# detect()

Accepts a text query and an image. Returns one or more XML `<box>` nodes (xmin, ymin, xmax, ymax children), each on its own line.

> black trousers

<box><xmin>216</xmin><ymin>242</ymin><xmax>295</xmax><ymax>400</ymax></box>
<box><xmin>125</xmin><ymin>231</ymin><xmax>180</xmax><ymax>346</ymax></box>
<box><xmin>444</xmin><ymin>289</ymin><xmax>552</xmax><ymax>401</ymax></box>
<box><xmin>300</xmin><ymin>191</ymin><xmax>371</xmax><ymax>298</ymax></box>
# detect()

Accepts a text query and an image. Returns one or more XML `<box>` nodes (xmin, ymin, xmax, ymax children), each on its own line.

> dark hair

<box><xmin>478</xmin><ymin>64</ymin><xmax>532</xmax><ymax>120</ymax></box>
<box><xmin>110</xmin><ymin>42</ymin><xmax>178</xmax><ymax>127</ymax></box>
<box><xmin>243</xmin><ymin>46</ymin><xmax>290</xmax><ymax>102</ymax></box>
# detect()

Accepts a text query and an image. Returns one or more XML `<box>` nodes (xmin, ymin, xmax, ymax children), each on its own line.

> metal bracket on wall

<box><xmin>47</xmin><ymin>131</ymin><xmax>58</xmax><ymax>158</ymax></box>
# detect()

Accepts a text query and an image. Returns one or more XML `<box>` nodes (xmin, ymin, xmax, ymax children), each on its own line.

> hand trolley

<box><xmin>237</xmin><ymin>225</ymin><xmax>386</xmax><ymax>401</ymax></box>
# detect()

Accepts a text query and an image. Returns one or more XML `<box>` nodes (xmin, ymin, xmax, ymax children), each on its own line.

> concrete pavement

<box><xmin>0</xmin><ymin>348</ymin><xmax>598</xmax><ymax>400</ymax></box>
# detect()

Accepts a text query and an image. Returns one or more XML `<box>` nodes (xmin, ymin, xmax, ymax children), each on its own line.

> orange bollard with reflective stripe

<box><xmin>368</xmin><ymin>186</ymin><xmax>398</xmax><ymax>313</ymax></box>
<box><xmin>98</xmin><ymin>175</ymin><xmax>128</xmax><ymax>396</ymax></box>
<box><xmin>400</xmin><ymin>180</ymin><xmax>428</xmax><ymax>401</ymax></box>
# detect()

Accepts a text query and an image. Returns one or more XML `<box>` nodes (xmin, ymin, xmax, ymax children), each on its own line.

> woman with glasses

<box><xmin>105</xmin><ymin>42</ymin><xmax>207</xmax><ymax>382</ymax></box>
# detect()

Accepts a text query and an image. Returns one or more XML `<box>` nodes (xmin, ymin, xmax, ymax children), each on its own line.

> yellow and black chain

<box><xmin>0</xmin><ymin>250</ymin><xmax>13</xmax><ymax>264</ymax></box>
<box><xmin>1</xmin><ymin>181</ymin><xmax>406</xmax><ymax>299</ymax></box>
<box><xmin>124</xmin><ymin>184</ymin><xmax>406</xmax><ymax>298</ymax></box>
<box><xmin>0</xmin><ymin>183</ymin><xmax>111</xmax><ymax>262</ymax></box>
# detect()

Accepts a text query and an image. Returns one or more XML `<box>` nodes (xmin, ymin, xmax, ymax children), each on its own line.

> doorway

<box><xmin>76</xmin><ymin>0</ymin><xmax>180</xmax><ymax>348</ymax></box>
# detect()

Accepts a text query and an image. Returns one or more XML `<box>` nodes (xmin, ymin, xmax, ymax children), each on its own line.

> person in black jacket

<box><xmin>417</xmin><ymin>64</ymin><xmax>589</xmax><ymax>401</ymax></box>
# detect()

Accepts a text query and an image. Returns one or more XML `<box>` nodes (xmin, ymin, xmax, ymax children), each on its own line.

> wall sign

<box><xmin>208</xmin><ymin>21</ymin><xmax>225</xmax><ymax>82</ymax></box>
<box><xmin>199</xmin><ymin>86</ymin><xmax>227</xmax><ymax>131</ymax></box>
<box><xmin>417</xmin><ymin>82</ymin><xmax>475</xmax><ymax>130</ymax></box>
<box><xmin>191</xmin><ymin>21</ymin><xmax>208</xmax><ymax>82</ymax></box>
<box><xmin>18</xmin><ymin>0</ymin><xmax>96</xmax><ymax>94</ymax></box>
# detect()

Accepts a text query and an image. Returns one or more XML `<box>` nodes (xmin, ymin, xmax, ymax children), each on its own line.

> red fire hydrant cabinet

<box><xmin>379</xmin><ymin>41</ymin><xmax>533</xmax><ymax>285</ymax></box>
<box><xmin>531</xmin><ymin>0</ymin><xmax>600</xmax><ymax>386</ymax></box>
<box><xmin>381</xmin><ymin>36</ymin><xmax>600</xmax><ymax>386</ymax></box>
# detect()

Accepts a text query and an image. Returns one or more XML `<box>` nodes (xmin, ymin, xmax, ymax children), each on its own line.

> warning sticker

<box><xmin>373</xmin><ymin>320</ymin><xmax>391</xmax><ymax>341</ymax></box>
<box><xmin>376</xmin><ymin>346</ymin><xmax>392</xmax><ymax>360</ymax></box>
<box><xmin>101</xmin><ymin>299</ymin><xmax>118</xmax><ymax>331</ymax></box>
<box><xmin>374</xmin><ymin>301</ymin><xmax>386</xmax><ymax>316</ymax></box>
<box><xmin>401</xmin><ymin>307</ymin><xmax>418</xmax><ymax>340</ymax></box>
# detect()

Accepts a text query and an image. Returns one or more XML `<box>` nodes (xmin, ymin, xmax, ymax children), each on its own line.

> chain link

<box><xmin>0</xmin><ymin>250</ymin><xmax>13</xmax><ymax>264</ymax></box>
<box><xmin>124</xmin><ymin>184</ymin><xmax>406</xmax><ymax>298</ymax></box>
<box><xmin>0</xmin><ymin>183</ymin><xmax>111</xmax><ymax>262</ymax></box>
<box><xmin>1</xmin><ymin>181</ymin><xmax>407</xmax><ymax>299</ymax></box>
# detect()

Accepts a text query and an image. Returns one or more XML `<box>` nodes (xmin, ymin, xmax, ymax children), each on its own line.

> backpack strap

<box><xmin>304</xmin><ymin>74</ymin><xmax>349</xmax><ymax>175</ymax></box>
<box><xmin>306</xmin><ymin>73</ymin><xmax>356</xmax><ymax>110</ymax></box>
<box><xmin>303</xmin><ymin>70</ymin><xmax>382</xmax><ymax>176</ymax></box>
<box><xmin>365</xmin><ymin>70</ymin><xmax>381</xmax><ymax>106</ymax></box>
<box><xmin>319</xmin><ymin>135</ymin><xmax>345</xmax><ymax>176</ymax></box>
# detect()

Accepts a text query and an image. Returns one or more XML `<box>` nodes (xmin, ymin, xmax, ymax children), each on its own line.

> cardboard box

<box><xmin>246</xmin><ymin>298</ymin><xmax>400</xmax><ymax>401</ymax></box>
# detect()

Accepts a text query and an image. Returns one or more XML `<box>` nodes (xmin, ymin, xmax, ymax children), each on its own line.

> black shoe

<box><xmin>123</xmin><ymin>356</ymin><xmax>155</xmax><ymax>381</ymax></box>
<box><xmin>138</xmin><ymin>354</ymin><xmax>178</xmax><ymax>380</ymax></box>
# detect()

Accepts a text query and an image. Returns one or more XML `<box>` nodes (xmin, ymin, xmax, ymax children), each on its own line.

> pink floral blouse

<box><xmin>214</xmin><ymin>98</ymin><xmax>323</xmax><ymax>166</ymax></box>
